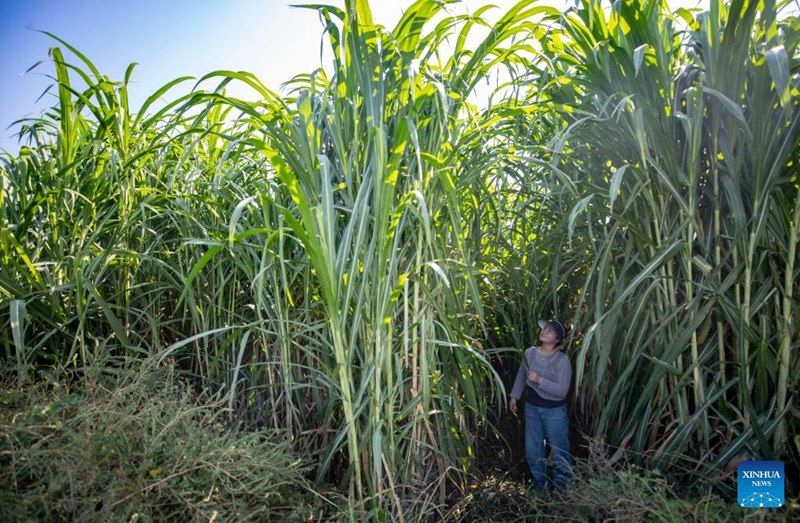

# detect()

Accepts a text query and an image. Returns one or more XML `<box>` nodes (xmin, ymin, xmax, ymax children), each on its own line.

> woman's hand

<box><xmin>527</xmin><ymin>370</ymin><xmax>541</xmax><ymax>384</ymax></box>
<box><xmin>509</xmin><ymin>397</ymin><xmax>517</xmax><ymax>413</ymax></box>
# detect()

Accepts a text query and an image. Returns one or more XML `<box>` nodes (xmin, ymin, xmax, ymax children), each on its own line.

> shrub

<box><xmin>0</xmin><ymin>365</ymin><xmax>320</xmax><ymax>522</ymax></box>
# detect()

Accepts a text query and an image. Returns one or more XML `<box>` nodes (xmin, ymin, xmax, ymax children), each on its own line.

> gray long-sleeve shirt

<box><xmin>510</xmin><ymin>346</ymin><xmax>572</xmax><ymax>401</ymax></box>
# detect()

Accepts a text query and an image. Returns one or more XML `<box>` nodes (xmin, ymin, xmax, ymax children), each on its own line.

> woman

<box><xmin>509</xmin><ymin>319</ymin><xmax>572</xmax><ymax>491</ymax></box>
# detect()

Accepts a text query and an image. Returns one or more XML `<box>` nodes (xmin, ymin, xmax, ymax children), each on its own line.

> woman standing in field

<box><xmin>509</xmin><ymin>319</ymin><xmax>573</xmax><ymax>491</ymax></box>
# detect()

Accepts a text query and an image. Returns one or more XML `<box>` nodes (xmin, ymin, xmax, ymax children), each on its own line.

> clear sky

<box><xmin>0</xmin><ymin>0</ymin><xmax>703</xmax><ymax>154</ymax></box>
<box><xmin>0</xmin><ymin>0</ymin><xmax>369</xmax><ymax>152</ymax></box>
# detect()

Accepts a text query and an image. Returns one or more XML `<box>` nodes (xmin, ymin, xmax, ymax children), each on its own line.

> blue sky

<box><xmin>0</xmin><ymin>0</ymin><xmax>705</xmax><ymax>154</ymax></box>
<box><xmin>0</xmin><ymin>0</ymin><xmax>408</xmax><ymax>152</ymax></box>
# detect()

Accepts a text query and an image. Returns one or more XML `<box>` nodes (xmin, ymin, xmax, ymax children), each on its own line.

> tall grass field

<box><xmin>1</xmin><ymin>0</ymin><xmax>798</xmax><ymax>520</ymax></box>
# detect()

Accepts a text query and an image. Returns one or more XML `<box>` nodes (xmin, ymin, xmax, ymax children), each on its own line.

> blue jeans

<box><xmin>524</xmin><ymin>403</ymin><xmax>572</xmax><ymax>490</ymax></box>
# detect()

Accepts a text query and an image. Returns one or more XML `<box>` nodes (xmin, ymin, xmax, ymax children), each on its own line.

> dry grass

<box><xmin>0</xmin><ymin>363</ymin><xmax>325</xmax><ymax>522</ymax></box>
<box><xmin>444</xmin><ymin>439</ymin><xmax>799</xmax><ymax>522</ymax></box>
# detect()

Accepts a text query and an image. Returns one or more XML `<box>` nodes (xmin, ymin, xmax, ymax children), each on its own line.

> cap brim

<box><xmin>538</xmin><ymin>320</ymin><xmax>548</xmax><ymax>330</ymax></box>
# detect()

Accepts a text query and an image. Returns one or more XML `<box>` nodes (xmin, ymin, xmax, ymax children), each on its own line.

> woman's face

<box><xmin>539</xmin><ymin>325</ymin><xmax>559</xmax><ymax>344</ymax></box>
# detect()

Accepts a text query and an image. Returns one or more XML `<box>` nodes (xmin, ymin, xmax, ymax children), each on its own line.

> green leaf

<box><xmin>568</xmin><ymin>195</ymin><xmax>593</xmax><ymax>239</ymax></box>
<box><xmin>764</xmin><ymin>45</ymin><xmax>790</xmax><ymax>108</ymax></box>
<box><xmin>633</xmin><ymin>44</ymin><xmax>645</xmax><ymax>77</ymax></box>
<box><xmin>609</xmin><ymin>164</ymin><xmax>628</xmax><ymax>212</ymax></box>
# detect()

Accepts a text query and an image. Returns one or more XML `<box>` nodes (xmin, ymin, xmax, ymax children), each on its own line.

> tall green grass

<box><xmin>1</xmin><ymin>0</ymin><xmax>798</xmax><ymax>519</ymax></box>
<box><xmin>1</xmin><ymin>1</ymin><xmax>546</xmax><ymax>518</ymax></box>
<box><xmin>483</xmin><ymin>0</ymin><xmax>800</xmax><ymax>478</ymax></box>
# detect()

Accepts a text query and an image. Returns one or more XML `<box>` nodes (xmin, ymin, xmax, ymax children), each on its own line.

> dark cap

<box><xmin>538</xmin><ymin>319</ymin><xmax>567</xmax><ymax>343</ymax></box>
